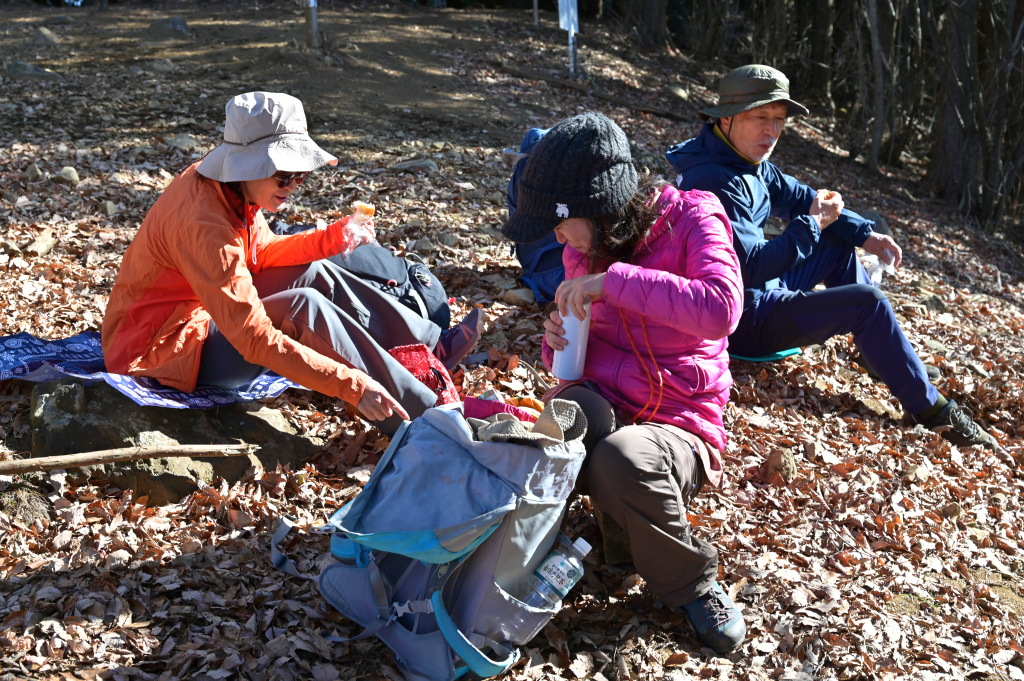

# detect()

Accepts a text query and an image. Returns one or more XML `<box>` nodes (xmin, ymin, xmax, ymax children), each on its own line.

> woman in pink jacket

<box><xmin>502</xmin><ymin>113</ymin><xmax>746</xmax><ymax>653</ymax></box>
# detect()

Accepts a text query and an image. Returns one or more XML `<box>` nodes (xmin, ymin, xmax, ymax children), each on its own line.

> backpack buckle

<box><xmin>391</xmin><ymin>600</ymin><xmax>434</xmax><ymax>618</ymax></box>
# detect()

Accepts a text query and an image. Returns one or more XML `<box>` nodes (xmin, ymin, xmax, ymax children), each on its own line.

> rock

<box><xmin>436</xmin><ymin>233</ymin><xmax>459</xmax><ymax>247</ymax></box>
<box><xmin>513</xmin><ymin>319</ymin><xmax>539</xmax><ymax>335</ymax></box>
<box><xmin>148</xmin><ymin>18</ymin><xmax>191</xmax><ymax>40</ymax></box>
<box><xmin>33</xmin><ymin>27</ymin><xmax>59</xmax><ymax>46</ymax></box>
<box><xmin>764</xmin><ymin>218</ymin><xmax>787</xmax><ymax>237</ymax></box>
<box><xmin>859</xmin><ymin>209</ymin><xmax>893</xmax><ymax>237</ymax></box>
<box><xmin>940</xmin><ymin>502</ymin><xmax>962</xmax><ymax>519</ymax></box>
<box><xmin>488</xmin><ymin>191</ymin><xmax>505</xmax><ymax>205</ymax></box>
<box><xmin>390</xmin><ymin>159</ymin><xmax>438</xmax><ymax>173</ymax></box>
<box><xmin>2</xmin><ymin>191</ymin><xmax>16</xmax><ymax>203</ymax></box>
<box><xmin>55</xmin><ymin>166</ymin><xmax>80</xmax><ymax>186</ymax></box>
<box><xmin>923</xmin><ymin>295</ymin><xmax>948</xmax><ymax>313</ymax></box>
<box><xmin>406</xmin><ymin>218</ymin><xmax>426</xmax><ymax>228</ymax></box>
<box><xmin>923</xmin><ymin>339</ymin><xmax>948</xmax><ymax>355</ymax></box>
<box><xmin>411</xmin><ymin>238</ymin><xmax>434</xmax><ymax>253</ymax></box>
<box><xmin>483</xmin><ymin>329</ymin><xmax>509</xmax><ymax>347</ymax></box>
<box><xmin>104</xmin><ymin>549</ymin><xmax>132</xmax><ymax>571</ymax></box>
<box><xmin>5</xmin><ymin>61</ymin><xmax>61</xmax><ymax>81</ymax></box>
<box><xmin>966</xmin><ymin>526</ymin><xmax>990</xmax><ymax>543</ymax></box>
<box><xmin>469</xmin><ymin>189</ymin><xmax>486</xmax><ymax>200</ymax></box>
<box><xmin>902</xmin><ymin>464</ymin><xmax>929</xmax><ymax>484</ymax></box>
<box><xmin>169</xmin><ymin>133</ymin><xmax>200</xmax><ymax>153</ymax></box>
<box><xmin>99</xmin><ymin>200</ymin><xmax>118</xmax><ymax>217</ymax></box>
<box><xmin>25</xmin><ymin>163</ymin><xmax>43</xmax><ymax>182</ymax></box>
<box><xmin>25</xmin><ymin>229</ymin><xmax>57</xmax><ymax>258</ymax></box>
<box><xmin>502</xmin><ymin>288</ymin><xmax>536</xmax><ymax>307</ymax></box>
<box><xmin>109</xmin><ymin>172</ymin><xmax>131</xmax><ymax>185</ymax></box>
<box><xmin>29</xmin><ymin>378</ymin><xmax>319</xmax><ymax>505</ymax></box>
<box><xmin>147</xmin><ymin>59</ymin><xmax>175</xmax><ymax>73</ymax></box>
<box><xmin>667</xmin><ymin>84</ymin><xmax>690</xmax><ymax>101</ymax></box>
<box><xmin>761</xmin><ymin>448</ymin><xmax>798</xmax><ymax>485</ymax></box>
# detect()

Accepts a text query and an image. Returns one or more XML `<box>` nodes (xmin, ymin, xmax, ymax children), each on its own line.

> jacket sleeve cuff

<box><xmin>829</xmin><ymin>211</ymin><xmax>874</xmax><ymax>247</ymax></box>
<box><xmin>334</xmin><ymin>366</ymin><xmax>372</xmax><ymax>405</ymax></box>
<box><xmin>541</xmin><ymin>338</ymin><xmax>554</xmax><ymax>371</ymax></box>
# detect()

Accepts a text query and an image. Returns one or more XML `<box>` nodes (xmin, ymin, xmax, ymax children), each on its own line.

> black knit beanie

<box><xmin>502</xmin><ymin>112</ymin><xmax>638</xmax><ymax>243</ymax></box>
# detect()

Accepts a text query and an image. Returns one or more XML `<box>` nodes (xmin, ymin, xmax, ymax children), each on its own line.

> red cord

<box><xmin>619</xmin><ymin>309</ymin><xmax>666</xmax><ymax>425</ymax></box>
<box><xmin>639</xmin><ymin>316</ymin><xmax>665</xmax><ymax>423</ymax></box>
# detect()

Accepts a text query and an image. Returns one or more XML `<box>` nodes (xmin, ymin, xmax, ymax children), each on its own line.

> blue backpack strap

<box><xmin>321</xmin><ymin>559</ymin><xmax>396</xmax><ymax>643</ymax></box>
<box><xmin>431</xmin><ymin>591</ymin><xmax>520</xmax><ymax>678</ymax></box>
<box><xmin>271</xmin><ymin>517</ymin><xmax>318</xmax><ymax>581</ymax></box>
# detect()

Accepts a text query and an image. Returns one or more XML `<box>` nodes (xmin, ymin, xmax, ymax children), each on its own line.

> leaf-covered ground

<box><xmin>1</xmin><ymin>2</ymin><xmax>1023</xmax><ymax>680</ymax></box>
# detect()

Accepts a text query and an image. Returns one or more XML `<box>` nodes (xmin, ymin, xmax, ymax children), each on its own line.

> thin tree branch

<box><xmin>0</xmin><ymin>444</ymin><xmax>260</xmax><ymax>475</ymax></box>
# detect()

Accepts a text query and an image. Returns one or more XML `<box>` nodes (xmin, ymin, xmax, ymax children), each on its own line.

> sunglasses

<box><xmin>274</xmin><ymin>171</ymin><xmax>310</xmax><ymax>188</ymax></box>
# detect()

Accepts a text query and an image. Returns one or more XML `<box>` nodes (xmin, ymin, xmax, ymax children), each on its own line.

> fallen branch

<box><xmin>0</xmin><ymin>444</ymin><xmax>260</xmax><ymax>475</ymax></box>
<box><xmin>491</xmin><ymin>60</ymin><xmax>688</xmax><ymax>122</ymax></box>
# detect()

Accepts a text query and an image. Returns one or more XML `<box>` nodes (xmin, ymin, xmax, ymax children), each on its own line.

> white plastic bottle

<box><xmin>521</xmin><ymin>537</ymin><xmax>592</xmax><ymax>608</ymax></box>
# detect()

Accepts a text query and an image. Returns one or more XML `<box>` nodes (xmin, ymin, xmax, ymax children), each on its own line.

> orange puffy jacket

<box><xmin>102</xmin><ymin>162</ymin><xmax>370</xmax><ymax>404</ymax></box>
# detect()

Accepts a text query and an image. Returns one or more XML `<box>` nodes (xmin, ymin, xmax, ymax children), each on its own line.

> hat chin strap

<box><xmin>222</xmin><ymin>130</ymin><xmax>307</xmax><ymax>146</ymax></box>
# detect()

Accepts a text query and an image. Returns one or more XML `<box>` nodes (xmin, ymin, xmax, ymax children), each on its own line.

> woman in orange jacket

<box><xmin>103</xmin><ymin>92</ymin><xmax>480</xmax><ymax>427</ymax></box>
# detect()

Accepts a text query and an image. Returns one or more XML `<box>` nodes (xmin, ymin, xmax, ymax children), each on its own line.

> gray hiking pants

<box><xmin>561</xmin><ymin>385</ymin><xmax>718</xmax><ymax>607</ymax></box>
<box><xmin>196</xmin><ymin>260</ymin><xmax>441</xmax><ymax>430</ymax></box>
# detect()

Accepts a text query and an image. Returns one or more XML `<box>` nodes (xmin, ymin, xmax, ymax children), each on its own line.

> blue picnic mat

<box><xmin>0</xmin><ymin>332</ymin><xmax>301</xmax><ymax>409</ymax></box>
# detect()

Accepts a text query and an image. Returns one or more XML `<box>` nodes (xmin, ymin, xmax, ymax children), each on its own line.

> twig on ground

<box><xmin>0</xmin><ymin>443</ymin><xmax>259</xmax><ymax>474</ymax></box>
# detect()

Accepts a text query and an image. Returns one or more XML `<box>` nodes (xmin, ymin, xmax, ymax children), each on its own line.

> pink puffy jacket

<box><xmin>542</xmin><ymin>185</ymin><xmax>743</xmax><ymax>482</ymax></box>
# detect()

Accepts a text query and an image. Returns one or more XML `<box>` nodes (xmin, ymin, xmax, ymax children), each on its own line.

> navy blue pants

<box><xmin>729</xmin><ymin>231</ymin><xmax>939</xmax><ymax>415</ymax></box>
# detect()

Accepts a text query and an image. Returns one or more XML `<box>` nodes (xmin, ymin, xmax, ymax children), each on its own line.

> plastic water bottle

<box><xmin>521</xmin><ymin>536</ymin><xmax>592</xmax><ymax>608</ymax></box>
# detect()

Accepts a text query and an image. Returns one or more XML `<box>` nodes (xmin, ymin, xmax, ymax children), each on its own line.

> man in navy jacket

<box><xmin>668</xmin><ymin>65</ymin><xmax>994</xmax><ymax>450</ymax></box>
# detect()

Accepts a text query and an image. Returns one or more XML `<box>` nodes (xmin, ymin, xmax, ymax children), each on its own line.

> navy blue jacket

<box><xmin>667</xmin><ymin>124</ymin><xmax>874</xmax><ymax>311</ymax></box>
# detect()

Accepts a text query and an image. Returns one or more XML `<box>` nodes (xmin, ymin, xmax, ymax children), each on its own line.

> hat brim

<box><xmin>501</xmin><ymin>206</ymin><xmax>562</xmax><ymax>244</ymax></box>
<box><xmin>197</xmin><ymin>135</ymin><xmax>337</xmax><ymax>183</ymax></box>
<box><xmin>699</xmin><ymin>95</ymin><xmax>809</xmax><ymax>121</ymax></box>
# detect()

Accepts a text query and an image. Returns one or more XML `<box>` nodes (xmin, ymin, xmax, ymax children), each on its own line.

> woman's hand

<box><xmin>809</xmin><ymin>189</ymin><xmax>844</xmax><ymax>229</ymax></box>
<box><xmin>554</xmin><ymin>273</ymin><xmax>606</xmax><ymax>321</ymax></box>
<box><xmin>356</xmin><ymin>380</ymin><xmax>409</xmax><ymax>421</ymax></box>
<box><xmin>543</xmin><ymin>310</ymin><xmax>567</xmax><ymax>351</ymax></box>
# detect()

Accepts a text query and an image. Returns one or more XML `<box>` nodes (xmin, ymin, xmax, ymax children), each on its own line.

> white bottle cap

<box><xmin>572</xmin><ymin>537</ymin><xmax>592</xmax><ymax>557</ymax></box>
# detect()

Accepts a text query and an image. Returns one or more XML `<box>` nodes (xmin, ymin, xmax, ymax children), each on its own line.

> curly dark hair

<box><xmin>586</xmin><ymin>171</ymin><xmax>669</xmax><ymax>274</ymax></box>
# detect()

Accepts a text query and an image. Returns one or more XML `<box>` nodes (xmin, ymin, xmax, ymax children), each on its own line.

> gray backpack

<box><xmin>272</xmin><ymin>405</ymin><xmax>587</xmax><ymax>681</ymax></box>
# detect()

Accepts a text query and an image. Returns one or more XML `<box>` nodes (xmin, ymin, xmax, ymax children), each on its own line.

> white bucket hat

<box><xmin>197</xmin><ymin>92</ymin><xmax>337</xmax><ymax>183</ymax></box>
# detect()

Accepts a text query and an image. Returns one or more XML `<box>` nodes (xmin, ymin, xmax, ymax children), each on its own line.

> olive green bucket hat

<box><xmin>700</xmin><ymin>64</ymin><xmax>809</xmax><ymax>121</ymax></box>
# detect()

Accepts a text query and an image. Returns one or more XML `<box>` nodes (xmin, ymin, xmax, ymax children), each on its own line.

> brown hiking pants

<box><xmin>560</xmin><ymin>385</ymin><xmax>719</xmax><ymax>607</ymax></box>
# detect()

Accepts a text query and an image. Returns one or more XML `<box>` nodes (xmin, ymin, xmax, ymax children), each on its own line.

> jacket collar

<box><xmin>219</xmin><ymin>180</ymin><xmax>258</xmax><ymax>230</ymax></box>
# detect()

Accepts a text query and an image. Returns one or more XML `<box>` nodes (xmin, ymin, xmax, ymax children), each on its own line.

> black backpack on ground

<box><xmin>270</xmin><ymin>219</ymin><xmax>451</xmax><ymax>329</ymax></box>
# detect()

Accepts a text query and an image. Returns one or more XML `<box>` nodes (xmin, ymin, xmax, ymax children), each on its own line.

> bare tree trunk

<box><xmin>865</xmin><ymin>0</ymin><xmax>886</xmax><ymax>171</ymax></box>
<box><xmin>811</xmin><ymin>0</ymin><xmax>835</xmax><ymax>110</ymax></box>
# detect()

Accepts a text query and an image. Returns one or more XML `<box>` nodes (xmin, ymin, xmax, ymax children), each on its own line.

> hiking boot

<box><xmin>854</xmin><ymin>354</ymin><xmax>940</xmax><ymax>383</ymax></box>
<box><xmin>914</xmin><ymin>399</ymin><xmax>996</xmax><ymax>450</ymax></box>
<box><xmin>679</xmin><ymin>581</ymin><xmax>746</xmax><ymax>653</ymax></box>
<box><xmin>434</xmin><ymin>307</ymin><xmax>483</xmax><ymax>371</ymax></box>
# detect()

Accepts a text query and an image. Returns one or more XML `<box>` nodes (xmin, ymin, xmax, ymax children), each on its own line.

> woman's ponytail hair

<box><xmin>588</xmin><ymin>171</ymin><xmax>669</xmax><ymax>273</ymax></box>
